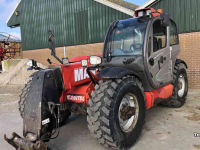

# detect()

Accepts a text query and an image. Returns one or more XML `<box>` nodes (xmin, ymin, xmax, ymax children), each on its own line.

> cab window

<box><xmin>153</xmin><ymin>20</ymin><xmax>167</xmax><ymax>52</ymax></box>
<box><xmin>170</xmin><ymin>21</ymin><xmax>179</xmax><ymax>45</ymax></box>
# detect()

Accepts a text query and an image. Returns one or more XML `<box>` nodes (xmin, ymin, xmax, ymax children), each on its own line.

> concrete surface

<box><xmin>0</xmin><ymin>85</ymin><xmax>200</xmax><ymax>150</ymax></box>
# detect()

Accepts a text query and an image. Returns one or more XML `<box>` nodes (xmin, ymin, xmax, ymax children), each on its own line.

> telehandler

<box><xmin>4</xmin><ymin>8</ymin><xmax>188</xmax><ymax>150</ymax></box>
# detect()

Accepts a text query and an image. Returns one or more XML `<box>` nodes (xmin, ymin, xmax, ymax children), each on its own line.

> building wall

<box><xmin>23</xmin><ymin>43</ymin><xmax>103</xmax><ymax>66</ymax></box>
<box><xmin>23</xmin><ymin>32</ymin><xmax>200</xmax><ymax>89</ymax></box>
<box><xmin>152</xmin><ymin>0</ymin><xmax>200</xmax><ymax>33</ymax></box>
<box><xmin>8</xmin><ymin>0</ymin><xmax>131</xmax><ymax>50</ymax></box>
<box><xmin>150</xmin><ymin>0</ymin><xmax>200</xmax><ymax>89</ymax></box>
<box><xmin>178</xmin><ymin>32</ymin><xmax>200</xmax><ymax>89</ymax></box>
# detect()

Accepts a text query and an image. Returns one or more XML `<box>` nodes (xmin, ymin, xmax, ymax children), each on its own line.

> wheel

<box><xmin>18</xmin><ymin>80</ymin><xmax>32</xmax><ymax>118</ymax></box>
<box><xmin>161</xmin><ymin>63</ymin><xmax>188</xmax><ymax>107</ymax></box>
<box><xmin>60</xmin><ymin>109</ymin><xmax>71</xmax><ymax>126</ymax></box>
<box><xmin>87</xmin><ymin>76</ymin><xmax>146</xmax><ymax>149</ymax></box>
<box><xmin>19</xmin><ymin>80</ymin><xmax>71</xmax><ymax>123</ymax></box>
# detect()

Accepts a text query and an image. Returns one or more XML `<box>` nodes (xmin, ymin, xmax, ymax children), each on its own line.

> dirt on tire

<box><xmin>87</xmin><ymin>76</ymin><xmax>146</xmax><ymax>149</ymax></box>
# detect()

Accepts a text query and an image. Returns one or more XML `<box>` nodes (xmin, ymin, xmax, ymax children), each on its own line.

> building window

<box><xmin>170</xmin><ymin>21</ymin><xmax>179</xmax><ymax>45</ymax></box>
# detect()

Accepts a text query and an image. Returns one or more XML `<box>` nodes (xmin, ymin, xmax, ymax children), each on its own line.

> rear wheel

<box><xmin>87</xmin><ymin>76</ymin><xmax>146</xmax><ymax>149</ymax></box>
<box><xmin>161</xmin><ymin>63</ymin><xmax>188</xmax><ymax>107</ymax></box>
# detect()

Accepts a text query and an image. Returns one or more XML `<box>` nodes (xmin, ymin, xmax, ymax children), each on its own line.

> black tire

<box><xmin>87</xmin><ymin>76</ymin><xmax>146</xmax><ymax>149</ymax></box>
<box><xmin>18</xmin><ymin>80</ymin><xmax>32</xmax><ymax>118</ymax></box>
<box><xmin>19</xmin><ymin>80</ymin><xmax>71</xmax><ymax>123</ymax></box>
<box><xmin>161</xmin><ymin>63</ymin><xmax>188</xmax><ymax>107</ymax></box>
<box><xmin>60</xmin><ymin>110</ymin><xmax>71</xmax><ymax>126</ymax></box>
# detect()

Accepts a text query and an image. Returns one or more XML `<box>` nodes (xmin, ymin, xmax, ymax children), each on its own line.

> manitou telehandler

<box><xmin>4</xmin><ymin>8</ymin><xmax>188</xmax><ymax>150</ymax></box>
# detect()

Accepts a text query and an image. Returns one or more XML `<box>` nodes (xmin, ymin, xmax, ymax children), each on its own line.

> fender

<box><xmin>23</xmin><ymin>68</ymin><xmax>64</xmax><ymax>143</ymax></box>
<box><xmin>97</xmin><ymin>67</ymin><xmax>139</xmax><ymax>79</ymax></box>
<box><xmin>29</xmin><ymin>71</ymin><xmax>39</xmax><ymax>77</ymax></box>
<box><xmin>175</xmin><ymin>59</ymin><xmax>188</xmax><ymax>68</ymax></box>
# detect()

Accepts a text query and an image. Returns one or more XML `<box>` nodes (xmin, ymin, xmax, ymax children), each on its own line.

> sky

<box><xmin>0</xmin><ymin>0</ymin><xmax>147</xmax><ymax>40</ymax></box>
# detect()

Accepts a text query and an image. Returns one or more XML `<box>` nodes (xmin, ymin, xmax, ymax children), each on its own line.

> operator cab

<box><xmin>86</xmin><ymin>8</ymin><xmax>179</xmax><ymax>91</ymax></box>
<box><xmin>109</xmin><ymin>17</ymin><xmax>148</xmax><ymax>56</ymax></box>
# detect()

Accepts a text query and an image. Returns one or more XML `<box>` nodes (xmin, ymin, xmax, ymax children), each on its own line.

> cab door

<box><xmin>147</xmin><ymin>19</ymin><xmax>172</xmax><ymax>88</ymax></box>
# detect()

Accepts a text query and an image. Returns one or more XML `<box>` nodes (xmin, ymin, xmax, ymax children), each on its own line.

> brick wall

<box><xmin>178</xmin><ymin>32</ymin><xmax>200</xmax><ymax>89</ymax></box>
<box><xmin>23</xmin><ymin>32</ymin><xmax>200</xmax><ymax>89</ymax></box>
<box><xmin>23</xmin><ymin>43</ymin><xmax>103</xmax><ymax>66</ymax></box>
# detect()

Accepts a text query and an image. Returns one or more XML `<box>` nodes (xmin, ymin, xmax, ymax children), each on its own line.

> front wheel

<box><xmin>87</xmin><ymin>76</ymin><xmax>146</xmax><ymax>149</ymax></box>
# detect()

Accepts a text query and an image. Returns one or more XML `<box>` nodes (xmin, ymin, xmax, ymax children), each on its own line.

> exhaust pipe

<box><xmin>4</xmin><ymin>132</ymin><xmax>49</xmax><ymax>150</ymax></box>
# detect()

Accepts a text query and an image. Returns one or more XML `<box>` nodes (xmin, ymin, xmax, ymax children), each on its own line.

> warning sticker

<box><xmin>42</xmin><ymin>118</ymin><xmax>50</xmax><ymax>125</ymax></box>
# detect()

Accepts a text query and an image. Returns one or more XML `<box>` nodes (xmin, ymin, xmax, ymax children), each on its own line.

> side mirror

<box><xmin>90</xmin><ymin>56</ymin><xmax>102</xmax><ymax>66</ymax></box>
<box><xmin>161</xmin><ymin>13</ymin><xmax>170</xmax><ymax>26</ymax></box>
<box><xmin>48</xmin><ymin>29</ymin><xmax>56</xmax><ymax>55</ymax></box>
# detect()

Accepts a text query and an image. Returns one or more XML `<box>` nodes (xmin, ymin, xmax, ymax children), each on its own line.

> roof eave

<box><xmin>6</xmin><ymin>0</ymin><xmax>21</xmax><ymax>25</ymax></box>
<box><xmin>94</xmin><ymin>0</ymin><xmax>134</xmax><ymax>16</ymax></box>
<box><xmin>136</xmin><ymin>0</ymin><xmax>160</xmax><ymax>10</ymax></box>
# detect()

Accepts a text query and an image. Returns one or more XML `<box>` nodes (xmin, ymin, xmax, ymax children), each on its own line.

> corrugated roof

<box><xmin>95</xmin><ymin>0</ymin><xmax>135</xmax><ymax>16</ymax></box>
<box><xmin>0</xmin><ymin>33</ymin><xmax>21</xmax><ymax>43</ymax></box>
<box><xmin>107</xmin><ymin>0</ymin><xmax>139</xmax><ymax>11</ymax></box>
<box><xmin>137</xmin><ymin>0</ymin><xmax>159</xmax><ymax>10</ymax></box>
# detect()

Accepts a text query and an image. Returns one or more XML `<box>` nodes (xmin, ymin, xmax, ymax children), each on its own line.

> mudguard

<box><xmin>176</xmin><ymin>59</ymin><xmax>188</xmax><ymax>68</ymax></box>
<box><xmin>97</xmin><ymin>67</ymin><xmax>139</xmax><ymax>79</ymax></box>
<box><xmin>23</xmin><ymin>68</ymin><xmax>63</xmax><ymax>141</ymax></box>
<box><xmin>29</xmin><ymin>71</ymin><xmax>38</xmax><ymax>78</ymax></box>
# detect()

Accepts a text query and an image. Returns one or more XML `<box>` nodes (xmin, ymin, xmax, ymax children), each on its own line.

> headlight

<box><xmin>27</xmin><ymin>59</ymin><xmax>37</xmax><ymax>67</ymax></box>
<box><xmin>90</xmin><ymin>56</ymin><xmax>102</xmax><ymax>65</ymax></box>
<box><xmin>62</xmin><ymin>58</ymin><xmax>69</xmax><ymax>65</ymax></box>
<box><xmin>27</xmin><ymin>59</ymin><xmax>33</xmax><ymax>67</ymax></box>
<box><xmin>81</xmin><ymin>59</ymin><xmax>88</xmax><ymax>67</ymax></box>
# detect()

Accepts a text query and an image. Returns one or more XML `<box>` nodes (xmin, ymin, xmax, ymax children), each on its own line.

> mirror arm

<box><xmin>51</xmin><ymin>50</ymin><xmax>63</xmax><ymax>64</ymax></box>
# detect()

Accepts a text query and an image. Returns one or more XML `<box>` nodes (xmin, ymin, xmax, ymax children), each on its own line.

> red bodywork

<box><xmin>145</xmin><ymin>84</ymin><xmax>173</xmax><ymax>109</ymax></box>
<box><xmin>57</xmin><ymin>55</ymin><xmax>101</xmax><ymax>105</ymax></box>
<box><xmin>57</xmin><ymin>54</ymin><xmax>173</xmax><ymax>109</ymax></box>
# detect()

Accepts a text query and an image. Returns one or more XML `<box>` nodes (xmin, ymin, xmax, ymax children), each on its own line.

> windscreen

<box><xmin>108</xmin><ymin>18</ymin><xmax>148</xmax><ymax>56</ymax></box>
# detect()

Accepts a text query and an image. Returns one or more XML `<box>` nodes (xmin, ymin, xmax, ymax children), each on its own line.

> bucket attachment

<box><xmin>4</xmin><ymin>132</ymin><xmax>49</xmax><ymax>150</ymax></box>
<box><xmin>4</xmin><ymin>68</ymin><xmax>63</xmax><ymax>150</ymax></box>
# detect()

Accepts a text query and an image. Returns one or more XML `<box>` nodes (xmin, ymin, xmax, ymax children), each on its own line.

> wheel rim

<box><xmin>118</xmin><ymin>93</ymin><xmax>139</xmax><ymax>133</ymax></box>
<box><xmin>178</xmin><ymin>74</ymin><xmax>186</xmax><ymax>98</ymax></box>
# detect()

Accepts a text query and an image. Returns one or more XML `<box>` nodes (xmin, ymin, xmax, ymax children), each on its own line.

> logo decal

<box><xmin>67</xmin><ymin>95</ymin><xmax>85</xmax><ymax>102</ymax></box>
<box><xmin>74</xmin><ymin>68</ymin><xmax>96</xmax><ymax>82</ymax></box>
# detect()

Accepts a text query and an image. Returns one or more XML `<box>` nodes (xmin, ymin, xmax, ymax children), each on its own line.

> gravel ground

<box><xmin>0</xmin><ymin>85</ymin><xmax>200</xmax><ymax>150</ymax></box>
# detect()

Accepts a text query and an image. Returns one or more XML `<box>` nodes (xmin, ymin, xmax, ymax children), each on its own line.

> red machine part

<box><xmin>58</xmin><ymin>53</ymin><xmax>172</xmax><ymax>109</ymax></box>
<box><xmin>0</xmin><ymin>48</ymin><xmax>5</xmax><ymax>60</ymax></box>
<box><xmin>135</xmin><ymin>7</ymin><xmax>161</xmax><ymax>18</ymax></box>
<box><xmin>58</xmin><ymin>55</ymin><xmax>99</xmax><ymax>104</ymax></box>
<box><xmin>145</xmin><ymin>84</ymin><xmax>173</xmax><ymax>109</ymax></box>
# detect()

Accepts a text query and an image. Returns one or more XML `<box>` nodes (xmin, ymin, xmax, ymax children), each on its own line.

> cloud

<box><xmin>0</xmin><ymin>0</ymin><xmax>19</xmax><ymax>22</ymax></box>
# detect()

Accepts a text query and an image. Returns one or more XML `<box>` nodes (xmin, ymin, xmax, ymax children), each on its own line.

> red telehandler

<box><xmin>5</xmin><ymin>8</ymin><xmax>188</xmax><ymax>150</ymax></box>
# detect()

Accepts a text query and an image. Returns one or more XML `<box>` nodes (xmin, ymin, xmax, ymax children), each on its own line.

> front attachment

<box><xmin>4</xmin><ymin>132</ymin><xmax>49</xmax><ymax>150</ymax></box>
<box><xmin>4</xmin><ymin>68</ymin><xmax>63</xmax><ymax>150</ymax></box>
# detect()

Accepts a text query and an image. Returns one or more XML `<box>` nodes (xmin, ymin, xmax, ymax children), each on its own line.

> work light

<box><xmin>81</xmin><ymin>59</ymin><xmax>88</xmax><ymax>67</ymax></box>
<box><xmin>90</xmin><ymin>56</ymin><xmax>102</xmax><ymax>65</ymax></box>
<box><xmin>27</xmin><ymin>59</ymin><xmax>34</xmax><ymax>67</ymax></box>
<box><xmin>62</xmin><ymin>58</ymin><xmax>69</xmax><ymax>65</ymax></box>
